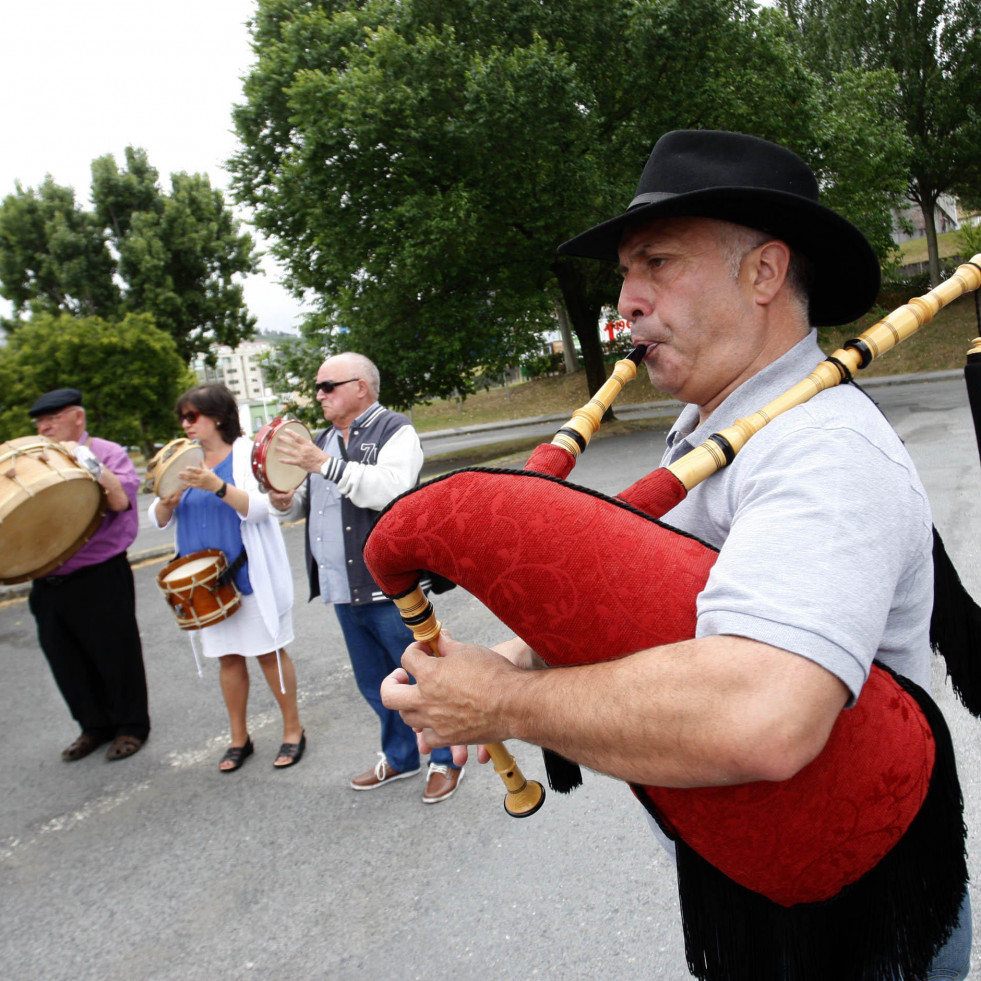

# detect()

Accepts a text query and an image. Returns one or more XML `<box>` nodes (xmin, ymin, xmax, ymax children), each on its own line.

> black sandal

<box><xmin>219</xmin><ymin>737</ymin><xmax>254</xmax><ymax>773</ymax></box>
<box><xmin>273</xmin><ymin>731</ymin><xmax>306</xmax><ymax>769</ymax></box>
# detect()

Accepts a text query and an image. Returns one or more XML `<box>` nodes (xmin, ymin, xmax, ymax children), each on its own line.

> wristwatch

<box><xmin>215</xmin><ymin>480</ymin><xmax>228</xmax><ymax>498</ymax></box>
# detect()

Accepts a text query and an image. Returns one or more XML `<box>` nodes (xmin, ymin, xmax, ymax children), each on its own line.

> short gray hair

<box><xmin>331</xmin><ymin>352</ymin><xmax>380</xmax><ymax>399</ymax></box>
<box><xmin>718</xmin><ymin>222</ymin><xmax>811</xmax><ymax>321</ymax></box>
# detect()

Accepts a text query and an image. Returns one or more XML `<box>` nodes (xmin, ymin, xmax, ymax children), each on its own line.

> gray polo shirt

<box><xmin>658</xmin><ymin>331</ymin><xmax>934</xmax><ymax>698</ymax></box>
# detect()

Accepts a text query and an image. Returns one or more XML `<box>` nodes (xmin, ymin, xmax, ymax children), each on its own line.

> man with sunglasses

<box><xmin>270</xmin><ymin>352</ymin><xmax>464</xmax><ymax>804</ymax></box>
<box><xmin>26</xmin><ymin>388</ymin><xmax>150</xmax><ymax>763</ymax></box>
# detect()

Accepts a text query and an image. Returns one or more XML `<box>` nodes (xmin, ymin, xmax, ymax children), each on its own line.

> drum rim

<box><xmin>147</xmin><ymin>441</ymin><xmax>203</xmax><ymax>495</ymax></box>
<box><xmin>157</xmin><ymin>548</ymin><xmax>228</xmax><ymax>588</ymax></box>
<box><xmin>0</xmin><ymin>434</ymin><xmax>79</xmax><ymax>466</ymax></box>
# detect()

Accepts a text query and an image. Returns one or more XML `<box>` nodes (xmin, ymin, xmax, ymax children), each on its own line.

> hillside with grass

<box><xmin>412</xmin><ymin>280</ymin><xmax>981</xmax><ymax>434</ymax></box>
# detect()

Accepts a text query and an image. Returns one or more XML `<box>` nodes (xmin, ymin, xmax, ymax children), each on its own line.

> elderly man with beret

<box><xmin>28</xmin><ymin>388</ymin><xmax>150</xmax><ymax>762</ymax></box>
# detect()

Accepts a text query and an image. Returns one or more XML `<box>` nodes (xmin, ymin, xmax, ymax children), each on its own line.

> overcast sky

<box><xmin>0</xmin><ymin>0</ymin><xmax>309</xmax><ymax>333</ymax></box>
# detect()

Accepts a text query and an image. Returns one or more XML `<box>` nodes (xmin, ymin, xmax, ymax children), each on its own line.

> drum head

<box><xmin>263</xmin><ymin>420</ymin><xmax>311</xmax><ymax>493</ymax></box>
<box><xmin>151</xmin><ymin>442</ymin><xmax>204</xmax><ymax>497</ymax></box>
<box><xmin>0</xmin><ymin>438</ymin><xmax>106</xmax><ymax>583</ymax></box>
<box><xmin>161</xmin><ymin>554</ymin><xmax>219</xmax><ymax>583</ymax></box>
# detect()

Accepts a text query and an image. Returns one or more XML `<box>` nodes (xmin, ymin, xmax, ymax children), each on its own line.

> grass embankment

<box><xmin>412</xmin><ymin>290</ymin><xmax>981</xmax><ymax>437</ymax></box>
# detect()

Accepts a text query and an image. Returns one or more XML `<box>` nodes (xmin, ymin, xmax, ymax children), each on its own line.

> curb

<box><xmin>416</xmin><ymin>369</ymin><xmax>963</xmax><ymax>442</ymax></box>
<box><xmin>0</xmin><ymin>544</ymin><xmax>176</xmax><ymax>604</ymax></box>
<box><xmin>1</xmin><ymin>369</ymin><xmax>964</xmax><ymax>604</ymax></box>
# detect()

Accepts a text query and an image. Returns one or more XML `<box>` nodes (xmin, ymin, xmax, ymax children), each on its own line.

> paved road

<box><xmin>1</xmin><ymin>374</ymin><xmax>979</xmax><ymax>980</ymax></box>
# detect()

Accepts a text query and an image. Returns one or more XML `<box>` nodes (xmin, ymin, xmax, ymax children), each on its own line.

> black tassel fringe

<box><xmin>930</xmin><ymin>526</ymin><xmax>981</xmax><ymax>717</ymax></box>
<box><xmin>661</xmin><ymin>670</ymin><xmax>967</xmax><ymax>981</ymax></box>
<box><xmin>541</xmin><ymin>748</ymin><xmax>582</xmax><ymax>793</ymax></box>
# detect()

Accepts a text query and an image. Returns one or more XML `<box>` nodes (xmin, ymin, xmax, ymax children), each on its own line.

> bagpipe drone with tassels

<box><xmin>363</xmin><ymin>259</ymin><xmax>981</xmax><ymax>981</ymax></box>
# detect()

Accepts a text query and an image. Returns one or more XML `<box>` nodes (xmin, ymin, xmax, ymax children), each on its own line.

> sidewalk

<box><xmin>1</xmin><ymin>368</ymin><xmax>964</xmax><ymax>603</ymax></box>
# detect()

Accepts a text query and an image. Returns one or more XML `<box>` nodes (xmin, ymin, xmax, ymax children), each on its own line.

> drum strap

<box><xmin>216</xmin><ymin>549</ymin><xmax>248</xmax><ymax>587</ymax></box>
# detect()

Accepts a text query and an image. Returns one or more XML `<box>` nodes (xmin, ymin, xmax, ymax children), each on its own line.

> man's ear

<box><xmin>750</xmin><ymin>240</ymin><xmax>791</xmax><ymax>307</ymax></box>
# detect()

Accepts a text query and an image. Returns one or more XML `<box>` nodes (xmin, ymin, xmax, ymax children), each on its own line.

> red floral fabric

<box><xmin>364</xmin><ymin>468</ymin><xmax>934</xmax><ymax>905</ymax></box>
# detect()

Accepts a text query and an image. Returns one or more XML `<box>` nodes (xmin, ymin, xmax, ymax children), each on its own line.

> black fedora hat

<box><xmin>558</xmin><ymin>129</ymin><xmax>881</xmax><ymax>326</ymax></box>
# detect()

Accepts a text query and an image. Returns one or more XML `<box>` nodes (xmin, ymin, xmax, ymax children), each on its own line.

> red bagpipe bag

<box><xmin>363</xmin><ymin>465</ymin><xmax>967</xmax><ymax>981</ymax></box>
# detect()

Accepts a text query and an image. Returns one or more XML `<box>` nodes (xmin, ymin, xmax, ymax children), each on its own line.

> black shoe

<box><xmin>273</xmin><ymin>731</ymin><xmax>306</xmax><ymax>769</ymax></box>
<box><xmin>219</xmin><ymin>737</ymin><xmax>254</xmax><ymax>773</ymax></box>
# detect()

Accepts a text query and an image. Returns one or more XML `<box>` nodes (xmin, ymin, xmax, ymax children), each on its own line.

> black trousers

<box><xmin>29</xmin><ymin>551</ymin><xmax>150</xmax><ymax>740</ymax></box>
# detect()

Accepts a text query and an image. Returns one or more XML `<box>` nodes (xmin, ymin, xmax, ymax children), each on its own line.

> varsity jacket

<box><xmin>300</xmin><ymin>403</ymin><xmax>423</xmax><ymax>605</ymax></box>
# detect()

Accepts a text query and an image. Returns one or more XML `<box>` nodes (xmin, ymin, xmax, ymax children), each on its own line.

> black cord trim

<box><xmin>826</xmin><ymin>354</ymin><xmax>856</xmax><ymax>381</ymax></box>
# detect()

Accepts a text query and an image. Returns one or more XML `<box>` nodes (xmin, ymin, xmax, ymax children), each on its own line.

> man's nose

<box><xmin>618</xmin><ymin>278</ymin><xmax>647</xmax><ymax>322</ymax></box>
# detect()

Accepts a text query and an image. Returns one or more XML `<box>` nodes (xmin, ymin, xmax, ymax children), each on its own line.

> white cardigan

<box><xmin>148</xmin><ymin>436</ymin><xmax>294</xmax><ymax>639</ymax></box>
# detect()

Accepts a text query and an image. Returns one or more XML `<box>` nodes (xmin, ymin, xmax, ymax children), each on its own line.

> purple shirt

<box><xmin>48</xmin><ymin>432</ymin><xmax>140</xmax><ymax>576</ymax></box>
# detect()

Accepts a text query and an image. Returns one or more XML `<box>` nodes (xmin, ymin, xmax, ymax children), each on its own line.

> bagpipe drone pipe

<box><xmin>363</xmin><ymin>260</ymin><xmax>981</xmax><ymax>981</ymax></box>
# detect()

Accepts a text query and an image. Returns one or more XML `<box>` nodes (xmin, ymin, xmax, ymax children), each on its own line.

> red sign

<box><xmin>603</xmin><ymin>319</ymin><xmax>630</xmax><ymax>341</ymax></box>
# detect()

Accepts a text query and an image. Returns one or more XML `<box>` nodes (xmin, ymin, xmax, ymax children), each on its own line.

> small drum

<box><xmin>156</xmin><ymin>549</ymin><xmax>242</xmax><ymax>631</ymax></box>
<box><xmin>145</xmin><ymin>438</ymin><xmax>204</xmax><ymax>498</ymax></box>
<box><xmin>0</xmin><ymin>436</ymin><xmax>106</xmax><ymax>584</ymax></box>
<box><xmin>251</xmin><ymin>416</ymin><xmax>312</xmax><ymax>493</ymax></box>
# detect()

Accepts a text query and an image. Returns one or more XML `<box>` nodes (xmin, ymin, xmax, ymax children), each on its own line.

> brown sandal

<box><xmin>106</xmin><ymin>735</ymin><xmax>144</xmax><ymax>761</ymax></box>
<box><xmin>62</xmin><ymin>733</ymin><xmax>106</xmax><ymax>762</ymax></box>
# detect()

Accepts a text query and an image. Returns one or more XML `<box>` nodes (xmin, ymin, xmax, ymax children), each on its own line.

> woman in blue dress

<box><xmin>150</xmin><ymin>384</ymin><xmax>305</xmax><ymax>772</ymax></box>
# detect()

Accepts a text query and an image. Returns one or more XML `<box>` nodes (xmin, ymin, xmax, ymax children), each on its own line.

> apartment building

<box><xmin>192</xmin><ymin>340</ymin><xmax>280</xmax><ymax>434</ymax></box>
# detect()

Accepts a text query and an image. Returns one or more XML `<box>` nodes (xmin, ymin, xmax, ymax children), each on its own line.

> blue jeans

<box><xmin>920</xmin><ymin>890</ymin><xmax>972</xmax><ymax>980</ymax></box>
<box><xmin>334</xmin><ymin>601</ymin><xmax>455</xmax><ymax>774</ymax></box>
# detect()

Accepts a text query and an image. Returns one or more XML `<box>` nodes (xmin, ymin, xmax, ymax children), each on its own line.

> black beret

<box><xmin>28</xmin><ymin>388</ymin><xmax>83</xmax><ymax>418</ymax></box>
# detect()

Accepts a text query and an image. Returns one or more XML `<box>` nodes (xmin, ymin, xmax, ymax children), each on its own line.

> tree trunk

<box><xmin>138</xmin><ymin>419</ymin><xmax>157</xmax><ymax>471</ymax></box>
<box><xmin>554</xmin><ymin>265</ymin><xmax>608</xmax><ymax>399</ymax></box>
<box><xmin>920</xmin><ymin>198</ymin><xmax>942</xmax><ymax>286</ymax></box>
<box><xmin>553</xmin><ymin>301</ymin><xmax>579</xmax><ymax>374</ymax></box>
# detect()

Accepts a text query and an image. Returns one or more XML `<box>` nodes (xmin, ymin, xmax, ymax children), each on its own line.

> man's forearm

<box><xmin>494</xmin><ymin>635</ymin><xmax>848</xmax><ymax>789</ymax></box>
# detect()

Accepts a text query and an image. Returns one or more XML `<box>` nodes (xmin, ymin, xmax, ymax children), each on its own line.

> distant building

<box><xmin>193</xmin><ymin>340</ymin><xmax>272</xmax><ymax>400</ymax></box>
<box><xmin>892</xmin><ymin>194</ymin><xmax>961</xmax><ymax>244</ymax></box>
<box><xmin>192</xmin><ymin>341</ymin><xmax>280</xmax><ymax>434</ymax></box>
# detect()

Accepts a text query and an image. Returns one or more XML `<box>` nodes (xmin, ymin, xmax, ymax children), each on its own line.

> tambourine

<box><xmin>251</xmin><ymin>416</ymin><xmax>312</xmax><ymax>493</ymax></box>
<box><xmin>145</xmin><ymin>438</ymin><xmax>204</xmax><ymax>498</ymax></box>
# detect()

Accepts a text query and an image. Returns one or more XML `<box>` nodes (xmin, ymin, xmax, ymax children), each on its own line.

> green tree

<box><xmin>231</xmin><ymin>0</ymin><xmax>910</xmax><ymax>407</ymax></box>
<box><xmin>0</xmin><ymin>178</ymin><xmax>118</xmax><ymax>319</ymax></box>
<box><xmin>0</xmin><ymin>147</ymin><xmax>260</xmax><ymax>362</ymax></box>
<box><xmin>0</xmin><ymin>313</ymin><xmax>196</xmax><ymax>460</ymax></box>
<box><xmin>781</xmin><ymin>0</ymin><xmax>981</xmax><ymax>285</ymax></box>
<box><xmin>255</xmin><ymin>318</ymin><xmax>334</xmax><ymax>427</ymax></box>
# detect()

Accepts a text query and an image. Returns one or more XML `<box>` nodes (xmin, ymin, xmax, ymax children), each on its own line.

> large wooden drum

<box><xmin>0</xmin><ymin>436</ymin><xmax>106</xmax><ymax>584</ymax></box>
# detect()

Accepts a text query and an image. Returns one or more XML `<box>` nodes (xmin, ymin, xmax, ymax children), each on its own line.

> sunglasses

<box><xmin>178</xmin><ymin>409</ymin><xmax>200</xmax><ymax>424</ymax></box>
<box><xmin>315</xmin><ymin>378</ymin><xmax>359</xmax><ymax>395</ymax></box>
